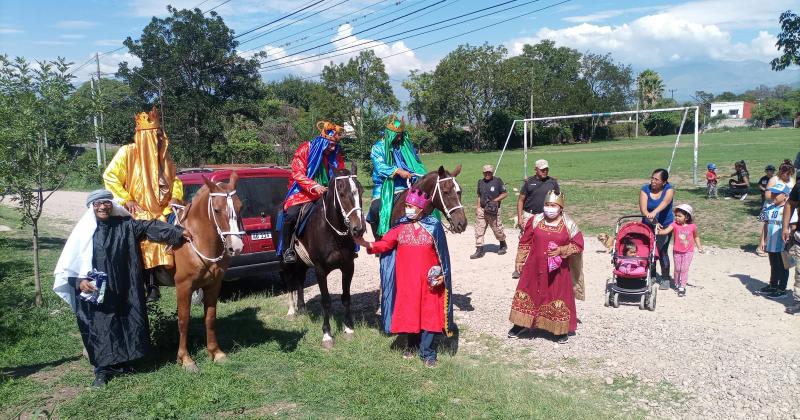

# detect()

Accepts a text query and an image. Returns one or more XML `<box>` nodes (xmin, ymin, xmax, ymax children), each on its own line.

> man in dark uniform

<box><xmin>471</xmin><ymin>164</ymin><xmax>508</xmax><ymax>259</ymax></box>
<box><xmin>53</xmin><ymin>189</ymin><xmax>190</xmax><ymax>386</ymax></box>
<box><xmin>512</xmin><ymin>159</ymin><xmax>560</xmax><ymax>278</ymax></box>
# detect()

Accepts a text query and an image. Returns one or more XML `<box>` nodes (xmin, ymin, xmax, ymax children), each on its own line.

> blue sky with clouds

<box><xmin>1</xmin><ymin>0</ymin><xmax>798</xmax><ymax>102</ymax></box>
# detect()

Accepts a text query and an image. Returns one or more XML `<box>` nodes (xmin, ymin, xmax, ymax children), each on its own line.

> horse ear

<box><xmin>451</xmin><ymin>164</ymin><xmax>462</xmax><ymax>177</ymax></box>
<box><xmin>438</xmin><ymin>165</ymin><xmax>446</xmax><ymax>177</ymax></box>
<box><xmin>229</xmin><ymin>171</ymin><xmax>239</xmax><ymax>188</ymax></box>
<box><xmin>350</xmin><ymin>161</ymin><xmax>357</xmax><ymax>176</ymax></box>
<box><xmin>202</xmin><ymin>175</ymin><xmax>215</xmax><ymax>191</ymax></box>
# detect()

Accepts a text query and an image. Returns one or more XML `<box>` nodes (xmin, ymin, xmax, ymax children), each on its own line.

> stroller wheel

<box><xmin>611</xmin><ymin>292</ymin><xmax>620</xmax><ymax>308</ymax></box>
<box><xmin>647</xmin><ymin>285</ymin><xmax>658</xmax><ymax>311</ymax></box>
<box><xmin>639</xmin><ymin>294</ymin><xmax>646</xmax><ymax>310</ymax></box>
<box><xmin>604</xmin><ymin>289</ymin><xmax>611</xmax><ymax>307</ymax></box>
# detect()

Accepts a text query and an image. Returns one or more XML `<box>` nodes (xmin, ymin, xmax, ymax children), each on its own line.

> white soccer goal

<box><xmin>494</xmin><ymin>106</ymin><xmax>701</xmax><ymax>185</ymax></box>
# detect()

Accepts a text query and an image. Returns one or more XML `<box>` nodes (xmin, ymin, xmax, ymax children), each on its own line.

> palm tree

<box><xmin>637</xmin><ymin>69</ymin><xmax>664</xmax><ymax>109</ymax></box>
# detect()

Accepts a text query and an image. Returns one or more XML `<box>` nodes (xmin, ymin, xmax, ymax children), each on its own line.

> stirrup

<box><xmin>283</xmin><ymin>248</ymin><xmax>297</xmax><ymax>263</ymax></box>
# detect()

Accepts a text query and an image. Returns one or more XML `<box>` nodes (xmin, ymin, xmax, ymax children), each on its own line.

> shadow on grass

<box><xmin>219</xmin><ymin>270</ymin><xmax>317</xmax><ymax>303</ymax></box>
<box><xmin>0</xmin><ymin>355</ymin><xmax>82</xmax><ymax>379</ymax></box>
<box><xmin>0</xmin><ymin>236</ymin><xmax>66</xmax><ymax>251</ymax></box>
<box><xmin>140</xmin><ymin>307</ymin><xmax>305</xmax><ymax>373</ymax></box>
<box><xmin>682</xmin><ymin>186</ymin><xmax>763</xmax><ymax>216</ymax></box>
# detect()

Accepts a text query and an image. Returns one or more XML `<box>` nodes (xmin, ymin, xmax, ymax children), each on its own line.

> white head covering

<box><xmin>53</xmin><ymin>202</ymin><xmax>131</xmax><ymax>310</ymax></box>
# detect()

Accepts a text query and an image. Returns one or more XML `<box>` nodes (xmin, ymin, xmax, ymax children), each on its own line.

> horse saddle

<box><xmin>294</xmin><ymin>201</ymin><xmax>319</xmax><ymax>238</ymax></box>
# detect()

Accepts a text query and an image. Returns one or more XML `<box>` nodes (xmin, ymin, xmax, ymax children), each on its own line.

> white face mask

<box><xmin>405</xmin><ymin>208</ymin><xmax>418</xmax><ymax>218</ymax></box>
<box><xmin>543</xmin><ymin>205</ymin><xmax>561</xmax><ymax>219</ymax></box>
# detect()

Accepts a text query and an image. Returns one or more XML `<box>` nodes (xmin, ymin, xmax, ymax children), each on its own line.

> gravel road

<box><xmin>5</xmin><ymin>191</ymin><xmax>799</xmax><ymax>419</ymax></box>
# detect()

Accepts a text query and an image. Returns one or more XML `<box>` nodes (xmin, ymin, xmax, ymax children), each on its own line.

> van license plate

<box><xmin>251</xmin><ymin>231</ymin><xmax>271</xmax><ymax>240</ymax></box>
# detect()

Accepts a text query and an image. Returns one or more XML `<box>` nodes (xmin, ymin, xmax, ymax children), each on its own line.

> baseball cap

<box><xmin>765</xmin><ymin>164</ymin><xmax>776</xmax><ymax>171</ymax></box>
<box><xmin>534</xmin><ymin>159</ymin><xmax>549</xmax><ymax>170</ymax></box>
<box><xmin>707</xmin><ymin>163</ymin><xmax>716</xmax><ymax>170</ymax></box>
<box><xmin>482</xmin><ymin>164</ymin><xmax>494</xmax><ymax>173</ymax></box>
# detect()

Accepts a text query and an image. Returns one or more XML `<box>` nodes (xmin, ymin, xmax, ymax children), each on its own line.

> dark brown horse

<box><xmin>169</xmin><ymin>172</ymin><xmax>244</xmax><ymax>372</ymax></box>
<box><xmin>272</xmin><ymin>165</ymin><xmax>366</xmax><ymax>348</ymax></box>
<box><xmin>389</xmin><ymin>165</ymin><xmax>468</xmax><ymax>233</ymax></box>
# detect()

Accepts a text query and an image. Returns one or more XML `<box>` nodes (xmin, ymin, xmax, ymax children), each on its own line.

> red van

<box><xmin>177</xmin><ymin>166</ymin><xmax>290</xmax><ymax>281</ymax></box>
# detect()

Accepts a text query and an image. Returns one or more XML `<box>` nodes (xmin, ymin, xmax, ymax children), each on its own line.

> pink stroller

<box><xmin>605</xmin><ymin>216</ymin><xmax>659</xmax><ymax>311</ymax></box>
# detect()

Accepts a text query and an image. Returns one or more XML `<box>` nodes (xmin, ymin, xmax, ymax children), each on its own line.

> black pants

<box><xmin>768</xmin><ymin>252</ymin><xmax>789</xmax><ymax>289</ymax></box>
<box><xmin>651</xmin><ymin>231</ymin><xmax>671</xmax><ymax>278</ymax></box>
<box><xmin>367</xmin><ymin>192</ymin><xmax>404</xmax><ymax>238</ymax></box>
<box><xmin>281</xmin><ymin>204</ymin><xmax>302</xmax><ymax>253</ymax></box>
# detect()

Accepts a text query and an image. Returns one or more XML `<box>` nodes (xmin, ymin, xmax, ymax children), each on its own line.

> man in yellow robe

<box><xmin>103</xmin><ymin>107</ymin><xmax>183</xmax><ymax>301</ymax></box>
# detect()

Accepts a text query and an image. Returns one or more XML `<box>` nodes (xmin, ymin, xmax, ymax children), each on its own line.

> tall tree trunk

<box><xmin>32</xmin><ymin>219</ymin><xmax>42</xmax><ymax>306</ymax></box>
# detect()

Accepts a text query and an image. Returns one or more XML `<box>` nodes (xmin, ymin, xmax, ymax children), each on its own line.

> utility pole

<box><xmin>91</xmin><ymin>77</ymin><xmax>101</xmax><ymax>168</ymax></box>
<box><xmin>668</xmin><ymin>89</ymin><xmax>676</xmax><ymax>100</ymax></box>
<box><xmin>95</xmin><ymin>52</ymin><xmax>106</xmax><ymax>167</ymax></box>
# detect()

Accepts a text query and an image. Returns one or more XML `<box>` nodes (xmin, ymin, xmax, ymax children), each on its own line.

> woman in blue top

<box><xmin>639</xmin><ymin>168</ymin><xmax>675</xmax><ymax>286</ymax></box>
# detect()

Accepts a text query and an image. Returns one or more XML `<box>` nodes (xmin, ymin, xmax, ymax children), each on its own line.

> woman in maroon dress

<box><xmin>355</xmin><ymin>188</ymin><xmax>455</xmax><ymax>368</ymax></box>
<box><xmin>508</xmin><ymin>190</ymin><xmax>584</xmax><ymax>343</ymax></box>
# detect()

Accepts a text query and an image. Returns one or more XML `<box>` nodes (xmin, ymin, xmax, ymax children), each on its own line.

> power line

<box><xmin>234</xmin><ymin>0</ymin><xmax>326</xmax><ymax>39</ymax></box>
<box><xmin>204</xmin><ymin>0</ymin><xmax>233</xmax><ymax>14</ymax></box>
<box><xmin>237</xmin><ymin>0</ymin><xmax>351</xmax><ymax>45</ymax></box>
<box><xmin>258</xmin><ymin>0</ymin><xmax>534</xmax><ymax>72</ymax></box>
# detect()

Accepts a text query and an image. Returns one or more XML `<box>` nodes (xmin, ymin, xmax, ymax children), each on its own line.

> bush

<box><xmin>407</xmin><ymin>125</ymin><xmax>439</xmax><ymax>153</ymax></box>
<box><xmin>63</xmin><ymin>148</ymin><xmax>109</xmax><ymax>191</ymax></box>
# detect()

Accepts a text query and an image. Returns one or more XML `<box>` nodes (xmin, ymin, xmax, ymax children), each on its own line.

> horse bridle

<box><xmin>322</xmin><ymin>175</ymin><xmax>362</xmax><ymax>236</ymax></box>
<box><xmin>432</xmin><ymin>175</ymin><xmax>464</xmax><ymax>222</ymax></box>
<box><xmin>174</xmin><ymin>187</ymin><xmax>244</xmax><ymax>263</ymax></box>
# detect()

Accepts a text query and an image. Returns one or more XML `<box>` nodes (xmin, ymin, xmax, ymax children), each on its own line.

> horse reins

<box><xmin>172</xmin><ymin>187</ymin><xmax>244</xmax><ymax>263</ymax></box>
<box><xmin>322</xmin><ymin>175</ymin><xmax>362</xmax><ymax>236</ymax></box>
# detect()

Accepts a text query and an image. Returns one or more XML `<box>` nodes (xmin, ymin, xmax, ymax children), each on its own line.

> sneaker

<box><xmin>556</xmin><ymin>335</ymin><xmax>568</xmax><ymax>344</ymax></box>
<box><xmin>402</xmin><ymin>349</ymin><xmax>415</xmax><ymax>360</ymax></box>
<box><xmin>511</xmin><ymin>270</ymin><xmax>520</xmax><ymax>279</ymax></box>
<box><xmin>785</xmin><ymin>303</ymin><xmax>800</xmax><ymax>315</ymax></box>
<box><xmin>757</xmin><ymin>285</ymin><xmax>776</xmax><ymax>295</ymax></box>
<box><xmin>766</xmin><ymin>290</ymin><xmax>787</xmax><ymax>300</ymax></box>
<box><xmin>507</xmin><ymin>325</ymin><xmax>525</xmax><ymax>339</ymax></box>
<box><xmin>678</xmin><ymin>287</ymin><xmax>686</xmax><ymax>297</ymax></box>
<box><xmin>92</xmin><ymin>372</ymin><xmax>109</xmax><ymax>387</ymax></box>
<box><xmin>739</xmin><ymin>193</ymin><xmax>748</xmax><ymax>201</ymax></box>
<box><xmin>424</xmin><ymin>359</ymin><xmax>437</xmax><ymax>369</ymax></box>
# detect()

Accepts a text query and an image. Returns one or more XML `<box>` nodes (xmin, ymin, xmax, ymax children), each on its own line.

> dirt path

<box><xmin>9</xmin><ymin>191</ymin><xmax>799</xmax><ymax>418</ymax></box>
<box><xmin>306</xmin><ymin>227</ymin><xmax>800</xmax><ymax>419</ymax></box>
<box><xmin>0</xmin><ymin>190</ymin><xmax>89</xmax><ymax>232</ymax></box>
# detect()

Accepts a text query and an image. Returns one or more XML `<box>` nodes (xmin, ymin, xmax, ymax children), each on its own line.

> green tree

<box><xmin>118</xmin><ymin>6</ymin><xmax>265</xmax><ymax>165</ymax></box>
<box><xmin>428</xmin><ymin>43</ymin><xmax>507</xmax><ymax>151</ymax></box>
<box><xmin>0</xmin><ymin>56</ymin><xmax>75</xmax><ymax>306</ymax></box>
<box><xmin>771</xmin><ymin>10</ymin><xmax>800</xmax><ymax>71</ymax></box>
<box><xmin>750</xmin><ymin>99</ymin><xmax>790</xmax><ymax>128</ymax></box>
<box><xmin>637</xmin><ymin>69</ymin><xmax>664</xmax><ymax>109</ymax></box>
<box><xmin>72</xmin><ymin>78</ymin><xmax>138</xmax><ymax>146</ymax></box>
<box><xmin>691</xmin><ymin>90</ymin><xmax>715</xmax><ymax>118</ymax></box>
<box><xmin>402</xmin><ymin>70</ymin><xmax>434</xmax><ymax>124</ymax></box>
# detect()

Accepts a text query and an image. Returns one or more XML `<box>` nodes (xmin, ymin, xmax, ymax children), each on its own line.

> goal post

<box><xmin>494</xmin><ymin>106</ymin><xmax>701</xmax><ymax>185</ymax></box>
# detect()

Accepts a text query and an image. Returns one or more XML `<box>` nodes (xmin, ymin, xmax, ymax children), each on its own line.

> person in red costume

<box><xmin>279</xmin><ymin>121</ymin><xmax>346</xmax><ymax>263</ymax></box>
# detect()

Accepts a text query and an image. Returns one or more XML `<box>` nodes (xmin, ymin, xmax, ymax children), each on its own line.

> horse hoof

<box><xmin>212</xmin><ymin>352</ymin><xmax>228</xmax><ymax>364</ymax></box>
<box><xmin>321</xmin><ymin>339</ymin><xmax>334</xmax><ymax>350</ymax></box>
<box><xmin>183</xmin><ymin>362</ymin><xmax>200</xmax><ymax>374</ymax></box>
<box><xmin>286</xmin><ymin>313</ymin><xmax>296</xmax><ymax>321</ymax></box>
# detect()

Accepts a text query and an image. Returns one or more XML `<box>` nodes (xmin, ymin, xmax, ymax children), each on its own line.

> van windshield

<box><xmin>228</xmin><ymin>177</ymin><xmax>288</xmax><ymax>219</ymax></box>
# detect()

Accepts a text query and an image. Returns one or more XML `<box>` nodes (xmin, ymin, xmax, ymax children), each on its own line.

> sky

<box><xmin>1</xmin><ymin>0</ymin><xmax>798</xmax><ymax>103</ymax></box>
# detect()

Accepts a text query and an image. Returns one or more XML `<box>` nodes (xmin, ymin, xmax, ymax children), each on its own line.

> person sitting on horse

<box><xmin>279</xmin><ymin>121</ymin><xmax>347</xmax><ymax>263</ymax></box>
<box><xmin>368</xmin><ymin>115</ymin><xmax>427</xmax><ymax>238</ymax></box>
<box><xmin>53</xmin><ymin>189</ymin><xmax>191</xmax><ymax>387</ymax></box>
<box><xmin>355</xmin><ymin>188</ymin><xmax>457</xmax><ymax>368</ymax></box>
<box><xmin>102</xmin><ymin>107</ymin><xmax>184</xmax><ymax>302</ymax></box>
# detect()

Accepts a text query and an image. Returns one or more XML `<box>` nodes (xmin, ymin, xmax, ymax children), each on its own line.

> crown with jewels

<box><xmin>135</xmin><ymin>106</ymin><xmax>160</xmax><ymax>131</ymax></box>
<box><xmin>405</xmin><ymin>188</ymin><xmax>431</xmax><ymax>209</ymax></box>
<box><xmin>316</xmin><ymin>121</ymin><xmax>344</xmax><ymax>141</ymax></box>
<box><xmin>543</xmin><ymin>190</ymin><xmax>565</xmax><ymax>208</ymax></box>
<box><xmin>385</xmin><ymin>114</ymin><xmax>405</xmax><ymax>133</ymax></box>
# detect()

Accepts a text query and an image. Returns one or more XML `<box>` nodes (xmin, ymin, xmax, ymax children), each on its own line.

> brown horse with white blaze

<box><xmin>169</xmin><ymin>172</ymin><xmax>244</xmax><ymax>372</ymax></box>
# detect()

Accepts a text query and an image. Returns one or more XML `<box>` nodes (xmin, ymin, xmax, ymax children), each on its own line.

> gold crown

<box><xmin>385</xmin><ymin>114</ymin><xmax>405</xmax><ymax>133</ymax></box>
<box><xmin>135</xmin><ymin>106</ymin><xmax>160</xmax><ymax>131</ymax></box>
<box><xmin>316</xmin><ymin>121</ymin><xmax>343</xmax><ymax>140</ymax></box>
<box><xmin>543</xmin><ymin>190</ymin><xmax>565</xmax><ymax>208</ymax></box>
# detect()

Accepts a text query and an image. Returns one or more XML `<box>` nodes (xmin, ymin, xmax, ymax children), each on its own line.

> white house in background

<box><xmin>710</xmin><ymin>101</ymin><xmax>754</xmax><ymax>119</ymax></box>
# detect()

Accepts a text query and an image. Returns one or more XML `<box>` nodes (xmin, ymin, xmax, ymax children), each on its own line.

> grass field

<box><xmin>0</xmin><ymin>205</ymin><xmax>636</xmax><ymax>418</ymax></box>
<box><xmin>401</xmin><ymin>128</ymin><xmax>798</xmax><ymax>248</ymax></box>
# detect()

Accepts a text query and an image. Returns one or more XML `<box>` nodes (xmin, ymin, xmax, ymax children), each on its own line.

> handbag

<box><xmin>484</xmin><ymin>200</ymin><xmax>499</xmax><ymax>216</ymax></box>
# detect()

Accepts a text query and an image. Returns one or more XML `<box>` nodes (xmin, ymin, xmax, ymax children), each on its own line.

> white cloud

<box><xmin>53</xmin><ymin>20</ymin><xmax>98</xmax><ymax>29</ymax></box>
<box><xmin>0</xmin><ymin>26</ymin><xmax>23</xmax><ymax>34</ymax></box>
<box><xmin>69</xmin><ymin>52</ymin><xmax>142</xmax><ymax>82</ymax></box>
<box><xmin>255</xmin><ymin>23</ymin><xmax>432</xmax><ymax>77</ymax></box>
<box><xmin>507</xmin><ymin>1</ymin><xmax>786</xmax><ymax>67</ymax></box>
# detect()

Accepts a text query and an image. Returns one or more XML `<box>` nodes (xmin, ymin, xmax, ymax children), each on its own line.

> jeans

<box><xmin>652</xmin><ymin>231</ymin><xmax>671</xmax><ymax>278</ymax></box>
<box><xmin>768</xmin><ymin>252</ymin><xmax>789</xmax><ymax>290</ymax></box>
<box><xmin>407</xmin><ymin>330</ymin><xmax>438</xmax><ymax>361</ymax></box>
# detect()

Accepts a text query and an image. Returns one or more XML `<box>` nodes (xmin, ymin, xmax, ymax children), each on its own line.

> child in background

<box><xmin>757</xmin><ymin>185</ymin><xmax>795</xmax><ymax>299</ymax></box>
<box><xmin>658</xmin><ymin>204</ymin><xmax>703</xmax><ymax>296</ymax></box>
<box><xmin>616</xmin><ymin>241</ymin><xmax>647</xmax><ymax>276</ymax></box>
<box><xmin>759</xmin><ymin>165</ymin><xmax>776</xmax><ymax>207</ymax></box>
<box><xmin>706</xmin><ymin>163</ymin><xmax>718</xmax><ymax>199</ymax></box>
